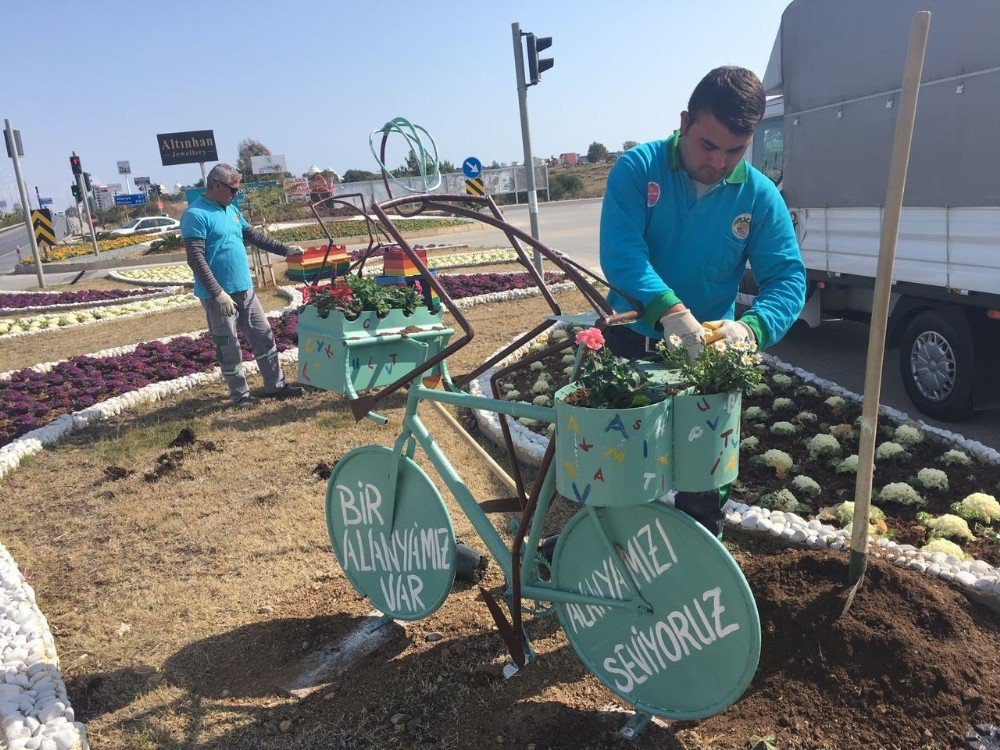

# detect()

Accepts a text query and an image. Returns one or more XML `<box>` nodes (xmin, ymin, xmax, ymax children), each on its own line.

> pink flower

<box><xmin>575</xmin><ymin>327</ymin><xmax>605</xmax><ymax>351</ymax></box>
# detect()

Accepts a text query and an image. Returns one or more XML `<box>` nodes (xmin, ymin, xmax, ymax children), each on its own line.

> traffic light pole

<box><xmin>511</xmin><ymin>22</ymin><xmax>543</xmax><ymax>274</ymax></box>
<box><xmin>76</xmin><ymin>172</ymin><xmax>100</xmax><ymax>257</ymax></box>
<box><xmin>4</xmin><ymin>119</ymin><xmax>46</xmax><ymax>288</ymax></box>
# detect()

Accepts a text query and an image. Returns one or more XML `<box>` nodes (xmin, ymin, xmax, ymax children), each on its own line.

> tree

<box><xmin>342</xmin><ymin>169</ymin><xmax>381</xmax><ymax>183</ymax></box>
<box><xmin>587</xmin><ymin>142</ymin><xmax>610</xmax><ymax>163</ymax></box>
<box><xmin>549</xmin><ymin>173</ymin><xmax>584</xmax><ymax>201</ymax></box>
<box><xmin>321</xmin><ymin>169</ymin><xmax>340</xmax><ymax>183</ymax></box>
<box><xmin>622</xmin><ymin>140</ymin><xmax>639</xmax><ymax>151</ymax></box>
<box><xmin>235</xmin><ymin>138</ymin><xmax>272</xmax><ymax>182</ymax></box>
<box><xmin>438</xmin><ymin>159</ymin><xmax>457</xmax><ymax>174</ymax></box>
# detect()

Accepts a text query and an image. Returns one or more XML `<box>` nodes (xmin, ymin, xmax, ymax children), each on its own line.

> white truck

<box><xmin>747</xmin><ymin>0</ymin><xmax>1000</xmax><ymax>421</ymax></box>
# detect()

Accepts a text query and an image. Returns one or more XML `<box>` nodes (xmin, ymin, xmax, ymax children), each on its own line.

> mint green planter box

<box><xmin>672</xmin><ymin>391</ymin><xmax>741</xmax><ymax>492</ymax></box>
<box><xmin>553</xmin><ymin>383</ymin><xmax>673</xmax><ymax>506</ymax></box>
<box><xmin>296</xmin><ymin>305</ymin><xmax>452</xmax><ymax>395</ymax></box>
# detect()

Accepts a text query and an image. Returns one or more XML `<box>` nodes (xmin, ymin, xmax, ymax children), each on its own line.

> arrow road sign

<box><xmin>31</xmin><ymin>209</ymin><xmax>56</xmax><ymax>248</ymax></box>
<box><xmin>462</xmin><ymin>156</ymin><xmax>482</xmax><ymax>179</ymax></box>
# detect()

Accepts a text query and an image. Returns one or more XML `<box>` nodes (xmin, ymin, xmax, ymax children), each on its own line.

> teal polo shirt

<box><xmin>600</xmin><ymin>132</ymin><xmax>805</xmax><ymax>347</ymax></box>
<box><xmin>180</xmin><ymin>196</ymin><xmax>253</xmax><ymax>299</ymax></box>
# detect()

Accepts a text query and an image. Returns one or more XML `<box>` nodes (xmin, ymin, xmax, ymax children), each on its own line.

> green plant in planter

<box><xmin>656</xmin><ymin>336</ymin><xmax>764</xmax><ymax>395</ymax></box>
<box><xmin>567</xmin><ymin>328</ymin><xmax>660</xmax><ymax>408</ymax></box>
<box><xmin>303</xmin><ymin>275</ymin><xmax>422</xmax><ymax>319</ymax></box>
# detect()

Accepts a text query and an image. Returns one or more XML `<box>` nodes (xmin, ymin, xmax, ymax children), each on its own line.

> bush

<box><xmin>549</xmin><ymin>173</ymin><xmax>585</xmax><ymax>201</ymax></box>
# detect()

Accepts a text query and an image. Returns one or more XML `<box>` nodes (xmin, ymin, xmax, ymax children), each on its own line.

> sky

<box><xmin>1</xmin><ymin>0</ymin><xmax>789</xmax><ymax>211</ymax></box>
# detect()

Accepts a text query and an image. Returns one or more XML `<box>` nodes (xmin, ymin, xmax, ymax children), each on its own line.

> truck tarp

<box><xmin>778</xmin><ymin>0</ymin><xmax>1000</xmax><ymax>208</ymax></box>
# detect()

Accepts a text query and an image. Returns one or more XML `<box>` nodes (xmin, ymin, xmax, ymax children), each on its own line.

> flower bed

<box><xmin>270</xmin><ymin>217</ymin><xmax>469</xmax><ymax>244</ymax></box>
<box><xmin>0</xmin><ymin>287</ymin><xmax>168</xmax><ymax>314</ymax></box>
<box><xmin>110</xmin><ymin>264</ymin><xmax>194</xmax><ymax>286</ymax></box>
<box><xmin>22</xmin><ymin>233</ymin><xmax>160</xmax><ymax>264</ymax></box>
<box><xmin>470</xmin><ymin>326</ymin><xmax>1000</xmax><ymax>604</ymax></box>
<box><xmin>0</xmin><ymin>293</ymin><xmax>198</xmax><ymax>339</ymax></box>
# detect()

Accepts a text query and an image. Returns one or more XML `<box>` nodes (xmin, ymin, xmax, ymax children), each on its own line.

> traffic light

<box><xmin>83</xmin><ymin>173</ymin><xmax>92</xmax><ymax>191</ymax></box>
<box><xmin>526</xmin><ymin>33</ymin><xmax>554</xmax><ymax>86</ymax></box>
<box><xmin>71</xmin><ymin>184</ymin><xmax>81</xmax><ymax>201</ymax></box>
<box><xmin>70</xmin><ymin>155</ymin><xmax>82</xmax><ymax>175</ymax></box>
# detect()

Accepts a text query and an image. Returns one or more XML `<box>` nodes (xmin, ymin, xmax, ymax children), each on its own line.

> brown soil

<box><xmin>3</xmin><ymin>291</ymin><xmax>1000</xmax><ymax>749</ymax></box>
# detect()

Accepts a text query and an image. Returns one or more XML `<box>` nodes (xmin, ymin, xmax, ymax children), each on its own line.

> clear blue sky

<box><xmin>1</xmin><ymin>0</ymin><xmax>788</xmax><ymax>210</ymax></box>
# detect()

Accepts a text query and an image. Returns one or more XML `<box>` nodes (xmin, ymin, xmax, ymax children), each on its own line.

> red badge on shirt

<box><xmin>647</xmin><ymin>181</ymin><xmax>660</xmax><ymax>207</ymax></box>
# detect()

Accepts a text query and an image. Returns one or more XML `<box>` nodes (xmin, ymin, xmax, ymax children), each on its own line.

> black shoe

<box><xmin>262</xmin><ymin>383</ymin><xmax>304</xmax><ymax>399</ymax></box>
<box><xmin>233</xmin><ymin>395</ymin><xmax>256</xmax><ymax>409</ymax></box>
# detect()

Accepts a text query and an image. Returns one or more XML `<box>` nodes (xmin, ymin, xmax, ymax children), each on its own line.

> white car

<box><xmin>109</xmin><ymin>215</ymin><xmax>180</xmax><ymax>236</ymax></box>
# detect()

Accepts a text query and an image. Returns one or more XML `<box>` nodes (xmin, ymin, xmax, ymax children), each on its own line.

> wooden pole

<box><xmin>427</xmin><ymin>400</ymin><xmax>519</xmax><ymax>494</ymax></box>
<box><xmin>845</xmin><ymin>11</ymin><xmax>931</xmax><ymax>604</ymax></box>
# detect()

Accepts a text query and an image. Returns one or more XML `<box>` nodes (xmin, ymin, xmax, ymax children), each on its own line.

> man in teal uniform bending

<box><xmin>182</xmin><ymin>163</ymin><xmax>305</xmax><ymax>408</ymax></box>
<box><xmin>600</xmin><ymin>66</ymin><xmax>806</xmax><ymax>534</ymax></box>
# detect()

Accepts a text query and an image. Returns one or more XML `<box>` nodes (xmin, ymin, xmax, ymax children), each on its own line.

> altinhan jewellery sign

<box><xmin>156</xmin><ymin>129</ymin><xmax>219</xmax><ymax>166</ymax></box>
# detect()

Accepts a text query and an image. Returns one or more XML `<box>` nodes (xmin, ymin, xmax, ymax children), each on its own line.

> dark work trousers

<box><xmin>605</xmin><ymin>324</ymin><xmax>727</xmax><ymax>538</ymax></box>
<box><xmin>200</xmin><ymin>288</ymin><xmax>286</xmax><ymax>404</ymax></box>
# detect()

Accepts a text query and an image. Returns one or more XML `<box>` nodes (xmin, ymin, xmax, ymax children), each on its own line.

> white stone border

<box><xmin>0</xmin><ymin>294</ymin><xmax>199</xmax><ymax>342</ymax></box>
<box><xmin>0</xmin><ymin>287</ymin><xmax>179</xmax><ymax>316</ymax></box>
<box><xmin>469</xmin><ymin>328</ymin><xmax>1000</xmax><ymax>609</ymax></box>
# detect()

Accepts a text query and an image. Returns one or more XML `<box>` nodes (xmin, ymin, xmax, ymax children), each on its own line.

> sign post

<box><xmin>117</xmin><ymin>160</ymin><xmax>132</xmax><ymax>194</ymax></box>
<box><xmin>31</xmin><ymin>209</ymin><xmax>56</xmax><ymax>261</ymax></box>
<box><xmin>462</xmin><ymin>156</ymin><xmax>485</xmax><ymax>197</ymax></box>
<box><xmin>4</xmin><ymin>118</ymin><xmax>45</xmax><ymax>288</ymax></box>
<box><xmin>511</xmin><ymin>22</ymin><xmax>546</xmax><ymax>272</ymax></box>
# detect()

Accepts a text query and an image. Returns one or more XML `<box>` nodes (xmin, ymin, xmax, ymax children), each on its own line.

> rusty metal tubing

<box><xmin>509</xmin><ymin>434</ymin><xmax>558</xmax><ymax>664</ymax></box>
<box><xmin>347</xmin><ymin>200</ymin><xmax>478</xmax><ymax>422</ymax></box>
<box><xmin>488</xmin><ymin>335</ymin><xmax>578</xmax><ymax>503</ymax></box>
<box><xmin>453</xmin><ymin>318</ymin><xmax>555</xmax><ymax>390</ymax></box>
<box><xmin>308</xmin><ymin>194</ymin><xmax>385</xmax><ymax>282</ymax></box>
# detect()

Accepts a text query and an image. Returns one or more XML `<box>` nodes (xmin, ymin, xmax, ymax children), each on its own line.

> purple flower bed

<box><xmin>0</xmin><ymin>287</ymin><xmax>160</xmax><ymax>310</ymax></box>
<box><xmin>437</xmin><ymin>271</ymin><xmax>566</xmax><ymax>299</ymax></box>
<box><xmin>1</xmin><ymin>312</ymin><xmax>299</xmax><ymax>445</ymax></box>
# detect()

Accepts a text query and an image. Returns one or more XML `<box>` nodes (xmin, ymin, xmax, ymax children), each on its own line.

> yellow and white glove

<box><xmin>215</xmin><ymin>291</ymin><xmax>236</xmax><ymax>317</ymax></box>
<box><xmin>659</xmin><ymin>309</ymin><xmax>705</xmax><ymax>363</ymax></box>
<box><xmin>703</xmin><ymin>319</ymin><xmax>756</xmax><ymax>347</ymax></box>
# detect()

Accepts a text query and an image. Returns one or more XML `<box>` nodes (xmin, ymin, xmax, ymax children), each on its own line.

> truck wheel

<box><xmin>898</xmin><ymin>308</ymin><xmax>974</xmax><ymax>421</ymax></box>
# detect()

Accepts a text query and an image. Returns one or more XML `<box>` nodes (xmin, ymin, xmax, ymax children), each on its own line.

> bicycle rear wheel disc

<box><xmin>552</xmin><ymin>503</ymin><xmax>760</xmax><ymax>720</ymax></box>
<box><xmin>326</xmin><ymin>445</ymin><xmax>456</xmax><ymax>620</ymax></box>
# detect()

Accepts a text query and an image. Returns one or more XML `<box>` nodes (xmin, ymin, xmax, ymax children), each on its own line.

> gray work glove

<box><xmin>659</xmin><ymin>308</ymin><xmax>705</xmax><ymax>363</ymax></box>
<box><xmin>215</xmin><ymin>291</ymin><xmax>236</xmax><ymax>317</ymax></box>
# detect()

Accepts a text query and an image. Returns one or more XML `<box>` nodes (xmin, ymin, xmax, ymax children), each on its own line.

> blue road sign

<box><xmin>462</xmin><ymin>156</ymin><xmax>482</xmax><ymax>179</ymax></box>
<box><xmin>114</xmin><ymin>193</ymin><xmax>148</xmax><ymax>206</ymax></box>
<box><xmin>1</xmin><ymin>200</ymin><xmax>9</xmax><ymax>208</ymax></box>
<box><xmin>38</xmin><ymin>197</ymin><xmax>53</xmax><ymax>206</ymax></box>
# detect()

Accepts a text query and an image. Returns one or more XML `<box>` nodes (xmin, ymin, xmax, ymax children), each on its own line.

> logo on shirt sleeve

<box><xmin>646</xmin><ymin>182</ymin><xmax>660</xmax><ymax>207</ymax></box>
<box><xmin>732</xmin><ymin>212</ymin><xmax>752</xmax><ymax>240</ymax></box>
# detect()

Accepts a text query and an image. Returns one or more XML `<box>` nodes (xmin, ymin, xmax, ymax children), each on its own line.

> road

<box><xmin>0</xmin><ymin>214</ymin><xmax>69</xmax><ymax>275</ymax></box>
<box><xmin>1</xmin><ymin>197</ymin><xmax>996</xmax><ymax>447</ymax></box>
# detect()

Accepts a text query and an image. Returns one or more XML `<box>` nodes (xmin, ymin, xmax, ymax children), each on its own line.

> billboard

<box><xmin>250</xmin><ymin>153</ymin><xmax>287</xmax><ymax>175</ymax></box>
<box><xmin>157</xmin><ymin>129</ymin><xmax>218</xmax><ymax>166</ymax></box>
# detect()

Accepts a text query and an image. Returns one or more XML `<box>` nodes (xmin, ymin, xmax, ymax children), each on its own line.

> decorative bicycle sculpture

<box><xmin>297</xmin><ymin>125</ymin><xmax>761</xmax><ymax>738</ymax></box>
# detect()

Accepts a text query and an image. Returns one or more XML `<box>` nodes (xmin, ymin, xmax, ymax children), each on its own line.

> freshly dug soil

<box><xmin>142</xmin><ymin>542</ymin><xmax>1000</xmax><ymax>750</ymax></box>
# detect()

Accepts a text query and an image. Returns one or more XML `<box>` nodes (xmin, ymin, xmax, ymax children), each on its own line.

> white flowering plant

<box><xmin>893</xmin><ymin>424</ymin><xmax>924</xmax><ymax>446</ymax></box>
<box><xmin>758</xmin><ymin>449</ymin><xmax>795</xmax><ymax>479</ymax></box>
<box><xmin>792</xmin><ymin>475</ymin><xmax>821</xmax><ymax>498</ymax></box>
<box><xmin>878</xmin><ymin>481</ymin><xmax>925</xmax><ymax>507</ymax></box>
<box><xmin>772</xmin><ymin>397</ymin><xmax>796</xmax><ymax>412</ymax></box>
<box><xmin>915</xmin><ymin>512</ymin><xmax>975</xmax><ymax>542</ymax></box>
<box><xmin>771</xmin><ymin>421</ymin><xmax>798</xmax><ymax>436</ymax></box>
<box><xmin>759</xmin><ymin>488</ymin><xmax>809</xmax><ymax>513</ymax></box>
<box><xmin>824</xmin><ymin>395</ymin><xmax>848</xmax><ymax>412</ymax></box>
<box><xmin>771</xmin><ymin>373</ymin><xmax>794</xmax><ymax>388</ymax></box>
<box><xmin>875</xmin><ymin>441</ymin><xmax>911</xmax><ymax>463</ymax></box>
<box><xmin>806</xmin><ymin>433</ymin><xmax>842</xmax><ymax>461</ymax></box>
<box><xmin>833</xmin><ymin>500</ymin><xmax>887</xmax><ymax>527</ymax></box>
<box><xmin>921</xmin><ymin>537</ymin><xmax>970</xmax><ymax>560</ymax></box>
<box><xmin>744</xmin><ymin>406</ymin><xmax>768</xmax><ymax>421</ymax></box>
<box><xmin>740</xmin><ymin>436</ymin><xmax>760</xmax><ymax>453</ymax></box>
<box><xmin>656</xmin><ymin>333</ymin><xmax>764</xmax><ymax>395</ymax></box>
<box><xmin>950</xmin><ymin>493</ymin><xmax>1000</xmax><ymax>524</ymax></box>
<box><xmin>836</xmin><ymin>454</ymin><xmax>859</xmax><ymax>474</ymax></box>
<box><xmin>939</xmin><ymin>449</ymin><xmax>972</xmax><ymax>467</ymax></box>
<box><xmin>914</xmin><ymin>467</ymin><xmax>949</xmax><ymax>493</ymax></box>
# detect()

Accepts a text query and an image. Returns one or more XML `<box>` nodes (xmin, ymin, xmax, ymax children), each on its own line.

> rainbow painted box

<box><xmin>296</xmin><ymin>304</ymin><xmax>453</xmax><ymax>396</ymax></box>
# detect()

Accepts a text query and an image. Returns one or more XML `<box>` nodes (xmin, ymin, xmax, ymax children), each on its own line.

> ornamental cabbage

<box><xmin>530</xmin><ymin>361</ymin><xmax>545</xmax><ymax>371</ymax></box>
<box><xmin>939</xmin><ymin>449</ymin><xmax>972</xmax><ymax>467</ymax></box>
<box><xmin>795</xmin><ymin>411</ymin><xmax>818</xmax><ymax>424</ymax></box>
<box><xmin>532</xmin><ymin>395</ymin><xmax>551</xmax><ymax>407</ymax></box>
<box><xmin>878</xmin><ymin>482</ymin><xmax>925</xmax><ymax>506</ymax></box>
<box><xmin>531</xmin><ymin>379</ymin><xmax>550</xmax><ymax>395</ymax></box>
<box><xmin>795</xmin><ymin>385</ymin><xmax>819</xmax><ymax>398</ymax></box>
<box><xmin>740</xmin><ymin>436</ymin><xmax>760</xmax><ymax>452</ymax></box>
<box><xmin>875</xmin><ymin>441</ymin><xmax>910</xmax><ymax>462</ymax></box>
<box><xmin>829</xmin><ymin>423</ymin><xmax>855</xmax><ymax>440</ymax></box>
<box><xmin>915</xmin><ymin>512</ymin><xmax>974</xmax><ymax>541</ymax></box>
<box><xmin>771</xmin><ymin>421</ymin><xmax>797</xmax><ymax>436</ymax></box>
<box><xmin>773</xmin><ymin>397</ymin><xmax>796</xmax><ymax>412</ymax></box>
<box><xmin>760</xmin><ymin>489</ymin><xmax>803</xmax><ymax>512</ymax></box>
<box><xmin>825</xmin><ymin>396</ymin><xmax>847</xmax><ymax>411</ymax></box>
<box><xmin>792</xmin><ymin>475</ymin><xmax>821</xmax><ymax>498</ymax></box>
<box><xmin>836</xmin><ymin>454</ymin><xmax>859</xmax><ymax>474</ymax></box>
<box><xmin>744</xmin><ymin>406</ymin><xmax>768</xmax><ymax>421</ymax></box>
<box><xmin>834</xmin><ymin>500</ymin><xmax>886</xmax><ymax>526</ymax></box>
<box><xmin>915</xmin><ymin>468</ymin><xmax>949</xmax><ymax>493</ymax></box>
<box><xmin>950</xmin><ymin>493</ymin><xmax>1000</xmax><ymax>524</ymax></box>
<box><xmin>920</xmin><ymin>537</ymin><xmax>970</xmax><ymax>560</ymax></box>
<box><xmin>749</xmin><ymin>382</ymin><xmax>772</xmax><ymax>397</ymax></box>
<box><xmin>772</xmin><ymin>373</ymin><xmax>794</xmax><ymax>388</ymax></box>
<box><xmin>893</xmin><ymin>424</ymin><xmax>924</xmax><ymax>446</ymax></box>
<box><xmin>761</xmin><ymin>449</ymin><xmax>794</xmax><ymax>479</ymax></box>
<box><xmin>806</xmin><ymin>433</ymin><xmax>841</xmax><ymax>460</ymax></box>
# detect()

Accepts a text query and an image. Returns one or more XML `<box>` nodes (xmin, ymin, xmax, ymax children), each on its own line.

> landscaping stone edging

<box><xmin>470</xmin><ymin>326</ymin><xmax>1000</xmax><ymax>611</ymax></box>
<box><xmin>12</xmin><ymin>246</ymin><xmax>170</xmax><ymax>275</ymax></box>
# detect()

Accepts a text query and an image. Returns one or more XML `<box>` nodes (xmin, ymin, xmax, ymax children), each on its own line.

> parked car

<box><xmin>109</xmin><ymin>215</ymin><xmax>180</xmax><ymax>237</ymax></box>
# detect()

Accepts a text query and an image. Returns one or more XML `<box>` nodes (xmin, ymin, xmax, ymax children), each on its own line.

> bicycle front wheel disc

<box><xmin>552</xmin><ymin>503</ymin><xmax>760</xmax><ymax>720</ymax></box>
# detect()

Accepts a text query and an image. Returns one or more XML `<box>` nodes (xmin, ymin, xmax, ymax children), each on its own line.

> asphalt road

<box><xmin>1</xmin><ymin>197</ymin><xmax>996</xmax><ymax>448</ymax></box>
<box><xmin>0</xmin><ymin>214</ymin><xmax>69</xmax><ymax>275</ymax></box>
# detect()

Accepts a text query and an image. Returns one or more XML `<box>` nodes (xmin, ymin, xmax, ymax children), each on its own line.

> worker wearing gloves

<box><xmin>600</xmin><ymin>66</ymin><xmax>806</xmax><ymax>533</ymax></box>
<box><xmin>182</xmin><ymin>163</ymin><xmax>305</xmax><ymax>408</ymax></box>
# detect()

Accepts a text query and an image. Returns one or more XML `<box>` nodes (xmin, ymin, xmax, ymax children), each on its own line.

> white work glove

<box><xmin>285</xmin><ymin>244</ymin><xmax>303</xmax><ymax>258</ymax></box>
<box><xmin>659</xmin><ymin>308</ymin><xmax>705</xmax><ymax>363</ymax></box>
<box><xmin>703</xmin><ymin>319</ymin><xmax>756</xmax><ymax>347</ymax></box>
<box><xmin>215</xmin><ymin>291</ymin><xmax>236</xmax><ymax>317</ymax></box>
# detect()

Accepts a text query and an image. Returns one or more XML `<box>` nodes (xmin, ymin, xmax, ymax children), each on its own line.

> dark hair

<box><xmin>687</xmin><ymin>66</ymin><xmax>765</xmax><ymax>136</ymax></box>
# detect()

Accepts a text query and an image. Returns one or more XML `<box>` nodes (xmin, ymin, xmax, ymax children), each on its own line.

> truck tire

<box><xmin>898</xmin><ymin>308</ymin><xmax>974</xmax><ymax>421</ymax></box>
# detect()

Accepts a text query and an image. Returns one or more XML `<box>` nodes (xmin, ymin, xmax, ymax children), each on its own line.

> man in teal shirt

<box><xmin>600</xmin><ymin>66</ymin><xmax>806</xmax><ymax>533</ymax></box>
<box><xmin>182</xmin><ymin>163</ymin><xmax>304</xmax><ymax>408</ymax></box>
